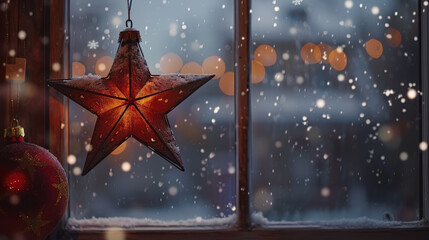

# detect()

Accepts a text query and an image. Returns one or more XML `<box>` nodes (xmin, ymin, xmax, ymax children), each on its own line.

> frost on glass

<box><xmin>251</xmin><ymin>0</ymin><xmax>422</xmax><ymax>224</ymax></box>
<box><xmin>67</xmin><ymin>0</ymin><xmax>235</xmax><ymax>228</ymax></box>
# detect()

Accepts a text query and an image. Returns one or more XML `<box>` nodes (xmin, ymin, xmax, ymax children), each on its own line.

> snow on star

<box><xmin>49</xmin><ymin>28</ymin><xmax>214</xmax><ymax>175</ymax></box>
<box><xmin>87</xmin><ymin>40</ymin><xmax>99</xmax><ymax>50</ymax></box>
<box><xmin>292</xmin><ymin>0</ymin><xmax>303</xmax><ymax>5</ymax></box>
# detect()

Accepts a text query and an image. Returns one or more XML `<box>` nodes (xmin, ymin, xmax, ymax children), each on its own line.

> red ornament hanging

<box><xmin>0</xmin><ymin>122</ymin><xmax>68</xmax><ymax>240</ymax></box>
<box><xmin>48</xmin><ymin>27</ymin><xmax>214</xmax><ymax>175</ymax></box>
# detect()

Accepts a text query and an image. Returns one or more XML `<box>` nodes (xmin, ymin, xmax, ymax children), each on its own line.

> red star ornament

<box><xmin>48</xmin><ymin>28</ymin><xmax>214</xmax><ymax>175</ymax></box>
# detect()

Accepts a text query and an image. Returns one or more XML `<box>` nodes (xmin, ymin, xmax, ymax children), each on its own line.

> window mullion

<box><xmin>234</xmin><ymin>0</ymin><xmax>251</xmax><ymax>230</ymax></box>
<box><xmin>420</xmin><ymin>0</ymin><xmax>429</xmax><ymax>221</ymax></box>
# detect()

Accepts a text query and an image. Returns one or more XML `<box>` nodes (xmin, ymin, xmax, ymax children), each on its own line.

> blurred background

<box><xmin>67</xmin><ymin>0</ymin><xmax>421</xmax><ymax>226</ymax></box>
<box><xmin>250</xmin><ymin>0</ymin><xmax>421</xmax><ymax>223</ymax></box>
<box><xmin>68</xmin><ymin>0</ymin><xmax>236</xmax><ymax>224</ymax></box>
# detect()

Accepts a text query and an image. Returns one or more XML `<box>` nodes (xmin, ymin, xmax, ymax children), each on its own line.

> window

<box><xmin>9</xmin><ymin>0</ymin><xmax>428</xmax><ymax>239</ymax></box>
<box><xmin>67</xmin><ymin>0</ymin><xmax>236</xmax><ymax>228</ymax></box>
<box><xmin>250</xmin><ymin>0</ymin><xmax>422</xmax><ymax>224</ymax></box>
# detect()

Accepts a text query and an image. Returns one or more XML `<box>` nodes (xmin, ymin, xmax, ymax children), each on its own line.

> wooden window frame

<box><xmin>36</xmin><ymin>0</ymin><xmax>429</xmax><ymax>239</ymax></box>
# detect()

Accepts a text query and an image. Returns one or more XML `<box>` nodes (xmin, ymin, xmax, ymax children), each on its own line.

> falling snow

<box><xmin>292</xmin><ymin>0</ymin><xmax>303</xmax><ymax>6</ymax></box>
<box><xmin>65</xmin><ymin>0</ymin><xmax>422</xmax><ymax>227</ymax></box>
<box><xmin>87</xmin><ymin>40</ymin><xmax>99</xmax><ymax>49</ymax></box>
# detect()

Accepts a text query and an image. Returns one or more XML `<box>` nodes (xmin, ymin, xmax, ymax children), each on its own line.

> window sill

<box><xmin>58</xmin><ymin>226</ymin><xmax>429</xmax><ymax>240</ymax></box>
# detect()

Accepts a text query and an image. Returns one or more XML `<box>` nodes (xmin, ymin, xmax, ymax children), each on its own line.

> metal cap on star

<box><xmin>118</xmin><ymin>28</ymin><xmax>141</xmax><ymax>43</ymax></box>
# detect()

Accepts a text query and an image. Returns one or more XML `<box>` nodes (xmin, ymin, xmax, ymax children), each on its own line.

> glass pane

<box><xmin>251</xmin><ymin>0</ymin><xmax>421</xmax><ymax>224</ymax></box>
<box><xmin>67</xmin><ymin>0</ymin><xmax>235</xmax><ymax>228</ymax></box>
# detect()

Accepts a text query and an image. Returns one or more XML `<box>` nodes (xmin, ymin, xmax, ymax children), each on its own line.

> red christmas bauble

<box><xmin>0</xmin><ymin>141</ymin><xmax>68</xmax><ymax>240</ymax></box>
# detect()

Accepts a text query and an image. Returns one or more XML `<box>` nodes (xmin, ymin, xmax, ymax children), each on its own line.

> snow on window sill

<box><xmin>251</xmin><ymin>212</ymin><xmax>425</xmax><ymax>229</ymax></box>
<box><xmin>66</xmin><ymin>214</ymin><xmax>237</xmax><ymax>231</ymax></box>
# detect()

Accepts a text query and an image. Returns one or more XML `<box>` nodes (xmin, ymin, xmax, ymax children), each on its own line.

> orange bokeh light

<box><xmin>328</xmin><ymin>48</ymin><xmax>347</xmax><ymax>71</ymax></box>
<box><xmin>202</xmin><ymin>56</ymin><xmax>226</xmax><ymax>79</ymax></box>
<box><xmin>254</xmin><ymin>44</ymin><xmax>277</xmax><ymax>66</ymax></box>
<box><xmin>219</xmin><ymin>71</ymin><xmax>234</xmax><ymax>96</ymax></box>
<box><xmin>72</xmin><ymin>62</ymin><xmax>86</xmax><ymax>77</ymax></box>
<box><xmin>112</xmin><ymin>141</ymin><xmax>127</xmax><ymax>155</ymax></box>
<box><xmin>301</xmin><ymin>43</ymin><xmax>322</xmax><ymax>64</ymax></box>
<box><xmin>385</xmin><ymin>28</ymin><xmax>402</xmax><ymax>48</ymax></box>
<box><xmin>159</xmin><ymin>53</ymin><xmax>183</xmax><ymax>74</ymax></box>
<box><xmin>365</xmin><ymin>39</ymin><xmax>383</xmax><ymax>59</ymax></box>
<box><xmin>317</xmin><ymin>43</ymin><xmax>333</xmax><ymax>64</ymax></box>
<box><xmin>95</xmin><ymin>56</ymin><xmax>114</xmax><ymax>77</ymax></box>
<box><xmin>180</xmin><ymin>62</ymin><xmax>204</xmax><ymax>74</ymax></box>
<box><xmin>251</xmin><ymin>60</ymin><xmax>266</xmax><ymax>84</ymax></box>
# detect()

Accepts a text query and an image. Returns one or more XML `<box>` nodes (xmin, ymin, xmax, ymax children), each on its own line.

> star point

<box><xmin>52</xmin><ymin>173</ymin><xmax>68</xmax><ymax>205</ymax></box>
<box><xmin>20</xmin><ymin>208</ymin><xmax>51</xmax><ymax>236</ymax></box>
<box><xmin>49</xmin><ymin>28</ymin><xmax>214</xmax><ymax>175</ymax></box>
<box><xmin>15</xmin><ymin>151</ymin><xmax>50</xmax><ymax>181</ymax></box>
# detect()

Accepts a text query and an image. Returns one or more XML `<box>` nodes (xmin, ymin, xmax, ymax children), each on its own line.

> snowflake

<box><xmin>292</xmin><ymin>0</ymin><xmax>303</xmax><ymax>5</ymax></box>
<box><xmin>87</xmin><ymin>40</ymin><xmax>99</xmax><ymax>50</ymax></box>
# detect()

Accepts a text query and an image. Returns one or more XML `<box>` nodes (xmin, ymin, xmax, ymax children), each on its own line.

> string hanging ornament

<box><xmin>0</xmin><ymin>11</ymin><xmax>68</xmax><ymax>239</ymax></box>
<box><xmin>48</xmin><ymin>0</ymin><xmax>214</xmax><ymax>175</ymax></box>
<box><xmin>1</xmin><ymin>2</ymin><xmax>68</xmax><ymax>238</ymax></box>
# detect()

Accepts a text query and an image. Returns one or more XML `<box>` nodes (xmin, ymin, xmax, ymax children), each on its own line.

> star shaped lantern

<box><xmin>49</xmin><ymin>28</ymin><xmax>214</xmax><ymax>175</ymax></box>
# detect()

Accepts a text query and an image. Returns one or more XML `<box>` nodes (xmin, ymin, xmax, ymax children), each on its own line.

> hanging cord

<box><xmin>10</xmin><ymin>0</ymin><xmax>23</xmax><ymax>127</ymax></box>
<box><xmin>126</xmin><ymin>0</ymin><xmax>133</xmax><ymax>28</ymax></box>
<box><xmin>16</xmin><ymin>82</ymin><xmax>19</xmax><ymax>123</ymax></box>
<box><xmin>10</xmin><ymin>97</ymin><xmax>15</xmax><ymax>127</ymax></box>
<box><xmin>9</xmin><ymin>82</ymin><xmax>20</xmax><ymax>127</ymax></box>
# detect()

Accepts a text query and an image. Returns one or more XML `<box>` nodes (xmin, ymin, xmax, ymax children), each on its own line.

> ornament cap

<box><xmin>4</xmin><ymin>119</ymin><xmax>25</xmax><ymax>143</ymax></box>
<box><xmin>118</xmin><ymin>28</ymin><xmax>141</xmax><ymax>43</ymax></box>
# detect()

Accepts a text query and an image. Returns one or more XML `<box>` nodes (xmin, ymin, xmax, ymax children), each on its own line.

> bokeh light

<box><xmin>407</xmin><ymin>89</ymin><xmax>417</xmax><ymax>99</ymax></box>
<box><xmin>344</xmin><ymin>0</ymin><xmax>353</xmax><ymax>9</ymax></box>
<box><xmin>73</xmin><ymin>167</ymin><xmax>82</xmax><ymax>176</ymax></box>
<box><xmin>317</xmin><ymin>43</ymin><xmax>332</xmax><ymax>64</ymax></box>
<box><xmin>112</xmin><ymin>141</ymin><xmax>127</xmax><ymax>155</ymax></box>
<box><xmin>168</xmin><ymin>186</ymin><xmax>178</xmax><ymax>196</ymax></box>
<box><xmin>378</xmin><ymin>125</ymin><xmax>396</xmax><ymax>143</ymax></box>
<box><xmin>219</xmin><ymin>71</ymin><xmax>234</xmax><ymax>96</ymax></box>
<box><xmin>253</xmin><ymin>188</ymin><xmax>273</xmax><ymax>212</ymax></box>
<box><xmin>320</xmin><ymin>187</ymin><xmax>331</xmax><ymax>197</ymax></box>
<box><xmin>228</xmin><ymin>165</ymin><xmax>236</xmax><ymax>174</ymax></box>
<box><xmin>112</xmin><ymin>16</ymin><xmax>122</xmax><ymax>26</ymax></box>
<box><xmin>328</xmin><ymin>48</ymin><xmax>347</xmax><ymax>71</ymax></box>
<box><xmin>365</xmin><ymin>39</ymin><xmax>383</xmax><ymax>59</ymax></box>
<box><xmin>72</xmin><ymin>62</ymin><xmax>86</xmax><ymax>77</ymax></box>
<box><xmin>70</xmin><ymin>122</ymin><xmax>82</xmax><ymax>136</ymax></box>
<box><xmin>420</xmin><ymin>141</ymin><xmax>428</xmax><ymax>151</ymax></box>
<box><xmin>180</xmin><ymin>62</ymin><xmax>204</xmax><ymax>74</ymax></box>
<box><xmin>202</xmin><ymin>56</ymin><xmax>226</xmax><ymax>79</ymax></box>
<box><xmin>385</xmin><ymin>27</ymin><xmax>402</xmax><ymax>48</ymax></box>
<box><xmin>95</xmin><ymin>56</ymin><xmax>114</xmax><ymax>77</ymax></box>
<box><xmin>159</xmin><ymin>53</ymin><xmax>183</xmax><ymax>73</ymax></box>
<box><xmin>9</xmin><ymin>194</ymin><xmax>20</xmax><ymax>205</ymax></box>
<box><xmin>301</xmin><ymin>43</ymin><xmax>322</xmax><ymax>64</ymax></box>
<box><xmin>121</xmin><ymin>161</ymin><xmax>132</xmax><ymax>172</ymax></box>
<box><xmin>85</xmin><ymin>144</ymin><xmax>93</xmax><ymax>152</ymax></box>
<box><xmin>52</xmin><ymin>62</ymin><xmax>61</xmax><ymax>72</ymax></box>
<box><xmin>67</xmin><ymin>155</ymin><xmax>77</xmax><ymax>165</ymax></box>
<box><xmin>274</xmin><ymin>72</ymin><xmax>284</xmax><ymax>82</ymax></box>
<box><xmin>316</xmin><ymin>98</ymin><xmax>326</xmax><ymax>109</ymax></box>
<box><xmin>371</xmin><ymin>6</ymin><xmax>380</xmax><ymax>15</ymax></box>
<box><xmin>399</xmin><ymin>152</ymin><xmax>409</xmax><ymax>161</ymax></box>
<box><xmin>8</xmin><ymin>49</ymin><xmax>15</xmax><ymax>57</ymax></box>
<box><xmin>251</xmin><ymin>60</ymin><xmax>265</xmax><ymax>84</ymax></box>
<box><xmin>105</xmin><ymin>227</ymin><xmax>126</xmax><ymax>240</ymax></box>
<box><xmin>254</xmin><ymin>44</ymin><xmax>277</xmax><ymax>66</ymax></box>
<box><xmin>18</xmin><ymin>30</ymin><xmax>26</xmax><ymax>40</ymax></box>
